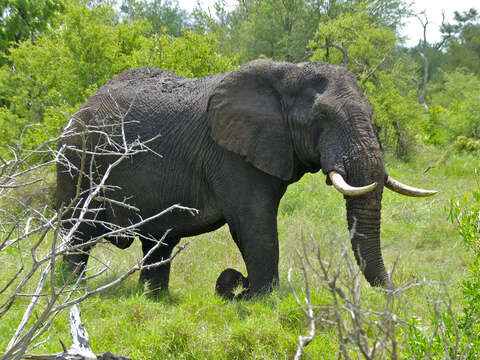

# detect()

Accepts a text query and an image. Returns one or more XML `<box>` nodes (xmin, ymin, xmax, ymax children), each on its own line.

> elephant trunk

<box><xmin>344</xmin><ymin>154</ymin><xmax>391</xmax><ymax>288</ymax></box>
<box><xmin>346</xmin><ymin>203</ymin><xmax>389</xmax><ymax>286</ymax></box>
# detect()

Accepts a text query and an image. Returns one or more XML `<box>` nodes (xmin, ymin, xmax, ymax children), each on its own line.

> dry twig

<box><xmin>0</xmin><ymin>102</ymin><xmax>193</xmax><ymax>360</ymax></box>
<box><xmin>288</xmin><ymin>229</ymin><xmax>471</xmax><ymax>359</ymax></box>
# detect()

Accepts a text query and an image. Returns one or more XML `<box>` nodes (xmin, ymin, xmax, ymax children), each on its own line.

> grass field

<box><xmin>1</xmin><ymin>147</ymin><xmax>479</xmax><ymax>359</ymax></box>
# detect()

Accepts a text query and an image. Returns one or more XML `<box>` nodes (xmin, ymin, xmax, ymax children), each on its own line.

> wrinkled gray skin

<box><xmin>57</xmin><ymin>59</ymin><xmax>392</xmax><ymax>299</ymax></box>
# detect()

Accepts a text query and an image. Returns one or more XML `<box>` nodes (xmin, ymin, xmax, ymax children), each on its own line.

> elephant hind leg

<box><xmin>59</xmin><ymin>208</ymin><xmax>106</xmax><ymax>283</ymax></box>
<box><xmin>139</xmin><ymin>236</ymin><xmax>180</xmax><ymax>295</ymax></box>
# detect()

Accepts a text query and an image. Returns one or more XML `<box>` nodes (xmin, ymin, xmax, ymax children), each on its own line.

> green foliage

<box><xmin>0</xmin><ymin>0</ymin><xmax>64</xmax><ymax>63</ymax></box>
<box><xmin>406</xmin><ymin>307</ymin><xmax>478</xmax><ymax>359</ymax></box>
<box><xmin>0</xmin><ymin>1</ymin><xmax>236</xmax><ymax>154</ymax></box>
<box><xmin>448</xmin><ymin>173</ymin><xmax>480</xmax><ymax>354</ymax></box>
<box><xmin>441</xmin><ymin>8</ymin><xmax>480</xmax><ymax>77</ymax></box>
<box><xmin>309</xmin><ymin>6</ymin><xmax>425</xmax><ymax>156</ymax></box>
<box><xmin>0</xmin><ymin>106</ymin><xmax>23</xmax><ymax>149</ymax></box>
<box><xmin>364</xmin><ymin>65</ymin><xmax>425</xmax><ymax>156</ymax></box>
<box><xmin>422</xmin><ymin>104</ymin><xmax>452</xmax><ymax>146</ymax></box>
<box><xmin>0</xmin><ymin>1</ymin><xmax>149</xmax><ymax>152</ymax></box>
<box><xmin>454</xmin><ymin>136</ymin><xmax>480</xmax><ymax>152</ymax></box>
<box><xmin>144</xmin><ymin>30</ymin><xmax>237</xmax><ymax>78</ymax></box>
<box><xmin>9</xmin><ymin>2</ymin><xmax>149</xmax><ymax>101</ymax></box>
<box><xmin>120</xmin><ymin>0</ymin><xmax>190</xmax><ymax>37</ymax></box>
<box><xmin>193</xmin><ymin>0</ymin><xmax>324</xmax><ymax>63</ymax></box>
<box><xmin>402</xmin><ymin>8</ymin><xmax>480</xmax><ymax>143</ymax></box>
<box><xmin>407</xmin><ymin>43</ymin><xmax>445</xmax><ymax>85</ymax></box>
<box><xmin>426</xmin><ymin>69</ymin><xmax>480</xmax><ymax>145</ymax></box>
<box><xmin>450</xmin><ymin>177</ymin><xmax>480</xmax><ymax>284</ymax></box>
<box><xmin>309</xmin><ymin>5</ymin><xmax>397</xmax><ymax>76</ymax></box>
<box><xmin>436</xmin><ymin>70</ymin><xmax>480</xmax><ymax>140</ymax></box>
<box><xmin>193</xmin><ymin>0</ymin><xmax>409</xmax><ymax>64</ymax></box>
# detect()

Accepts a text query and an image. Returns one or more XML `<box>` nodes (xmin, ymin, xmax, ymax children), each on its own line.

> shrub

<box><xmin>308</xmin><ymin>7</ymin><xmax>426</xmax><ymax>156</ymax></box>
<box><xmin>454</xmin><ymin>135</ymin><xmax>480</xmax><ymax>152</ymax></box>
<box><xmin>448</xmin><ymin>172</ymin><xmax>480</xmax><ymax>354</ymax></box>
<box><xmin>430</xmin><ymin>70</ymin><xmax>480</xmax><ymax>144</ymax></box>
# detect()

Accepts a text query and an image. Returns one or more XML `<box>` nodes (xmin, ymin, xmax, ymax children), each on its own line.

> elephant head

<box><xmin>208</xmin><ymin>59</ymin><xmax>436</xmax><ymax>289</ymax></box>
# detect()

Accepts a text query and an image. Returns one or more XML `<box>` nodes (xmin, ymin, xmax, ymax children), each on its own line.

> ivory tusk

<box><xmin>329</xmin><ymin>171</ymin><xmax>378</xmax><ymax>196</ymax></box>
<box><xmin>385</xmin><ymin>176</ymin><xmax>438</xmax><ymax>197</ymax></box>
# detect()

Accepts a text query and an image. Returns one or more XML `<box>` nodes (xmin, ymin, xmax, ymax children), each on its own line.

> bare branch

<box><xmin>147</xmin><ymin>33</ymin><xmax>159</xmax><ymax>70</ymax></box>
<box><xmin>414</xmin><ymin>11</ymin><xmax>430</xmax><ymax>109</ymax></box>
<box><xmin>288</xmin><ymin>228</ymin><xmax>473</xmax><ymax>359</ymax></box>
<box><xmin>0</xmin><ymin>91</ymin><xmax>193</xmax><ymax>360</ymax></box>
<box><xmin>289</xmin><ymin>247</ymin><xmax>317</xmax><ymax>360</ymax></box>
<box><xmin>321</xmin><ymin>42</ymin><xmax>349</xmax><ymax>67</ymax></box>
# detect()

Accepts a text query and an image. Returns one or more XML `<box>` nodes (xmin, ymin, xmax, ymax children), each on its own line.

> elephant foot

<box><xmin>215</xmin><ymin>268</ymin><xmax>249</xmax><ymax>300</ymax></box>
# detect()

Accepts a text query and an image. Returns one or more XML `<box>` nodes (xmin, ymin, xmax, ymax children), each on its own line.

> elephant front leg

<box><xmin>217</xmin><ymin>214</ymin><xmax>280</xmax><ymax>299</ymax></box>
<box><xmin>241</xmin><ymin>231</ymin><xmax>280</xmax><ymax>295</ymax></box>
<box><xmin>139</xmin><ymin>237</ymin><xmax>180</xmax><ymax>295</ymax></box>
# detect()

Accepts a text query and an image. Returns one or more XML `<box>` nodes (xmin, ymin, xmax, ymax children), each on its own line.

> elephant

<box><xmin>56</xmin><ymin>59</ymin><xmax>437</xmax><ymax>299</ymax></box>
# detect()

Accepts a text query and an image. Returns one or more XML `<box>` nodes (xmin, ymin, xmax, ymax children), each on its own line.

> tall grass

<box><xmin>1</xmin><ymin>148</ymin><xmax>478</xmax><ymax>359</ymax></box>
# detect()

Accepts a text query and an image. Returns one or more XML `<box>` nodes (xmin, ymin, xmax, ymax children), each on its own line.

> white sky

<box><xmin>402</xmin><ymin>0</ymin><xmax>479</xmax><ymax>46</ymax></box>
<box><xmin>177</xmin><ymin>0</ymin><xmax>479</xmax><ymax>47</ymax></box>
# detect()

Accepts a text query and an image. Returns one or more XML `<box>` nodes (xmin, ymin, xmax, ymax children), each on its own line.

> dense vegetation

<box><xmin>0</xmin><ymin>0</ymin><xmax>479</xmax><ymax>358</ymax></box>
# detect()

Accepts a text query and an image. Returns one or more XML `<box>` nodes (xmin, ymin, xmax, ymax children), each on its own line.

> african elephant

<box><xmin>56</xmin><ymin>59</ymin><xmax>436</xmax><ymax>299</ymax></box>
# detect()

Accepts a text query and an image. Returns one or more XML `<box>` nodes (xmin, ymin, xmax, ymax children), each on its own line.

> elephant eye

<box><xmin>312</xmin><ymin>107</ymin><xmax>332</xmax><ymax>128</ymax></box>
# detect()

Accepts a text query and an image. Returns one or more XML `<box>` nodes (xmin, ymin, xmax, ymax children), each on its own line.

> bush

<box><xmin>308</xmin><ymin>7</ymin><xmax>426</xmax><ymax>157</ymax></box>
<box><xmin>448</xmin><ymin>172</ymin><xmax>480</xmax><ymax>354</ymax></box>
<box><xmin>363</xmin><ymin>68</ymin><xmax>425</xmax><ymax>157</ymax></box>
<box><xmin>429</xmin><ymin>70</ymin><xmax>480</xmax><ymax>145</ymax></box>
<box><xmin>423</xmin><ymin>105</ymin><xmax>448</xmax><ymax>146</ymax></box>
<box><xmin>454</xmin><ymin>135</ymin><xmax>480</xmax><ymax>152</ymax></box>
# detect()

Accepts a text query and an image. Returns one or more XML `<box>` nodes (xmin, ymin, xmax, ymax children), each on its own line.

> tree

<box><xmin>440</xmin><ymin>8</ymin><xmax>480</xmax><ymax>76</ymax></box>
<box><xmin>193</xmin><ymin>0</ymin><xmax>324</xmax><ymax>63</ymax></box>
<box><xmin>120</xmin><ymin>0</ymin><xmax>190</xmax><ymax>37</ymax></box>
<box><xmin>0</xmin><ymin>1</ymin><xmax>150</xmax><ymax>151</ymax></box>
<box><xmin>0</xmin><ymin>1</ymin><xmax>236</xmax><ymax>153</ymax></box>
<box><xmin>309</xmin><ymin>5</ymin><xmax>397</xmax><ymax>79</ymax></box>
<box><xmin>0</xmin><ymin>0</ymin><xmax>64</xmax><ymax>64</ymax></box>
<box><xmin>193</xmin><ymin>0</ymin><xmax>410</xmax><ymax>64</ymax></box>
<box><xmin>309</xmin><ymin>5</ymin><xmax>424</xmax><ymax>156</ymax></box>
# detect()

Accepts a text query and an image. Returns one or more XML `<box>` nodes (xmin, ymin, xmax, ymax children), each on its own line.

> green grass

<box><xmin>1</xmin><ymin>147</ymin><xmax>479</xmax><ymax>359</ymax></box>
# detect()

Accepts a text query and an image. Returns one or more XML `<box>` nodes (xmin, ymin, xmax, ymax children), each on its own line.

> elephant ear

<box><xmin>207</xmin><ymin>61</ymin><xmax>294</xmax><ymax>181</ymax></box>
